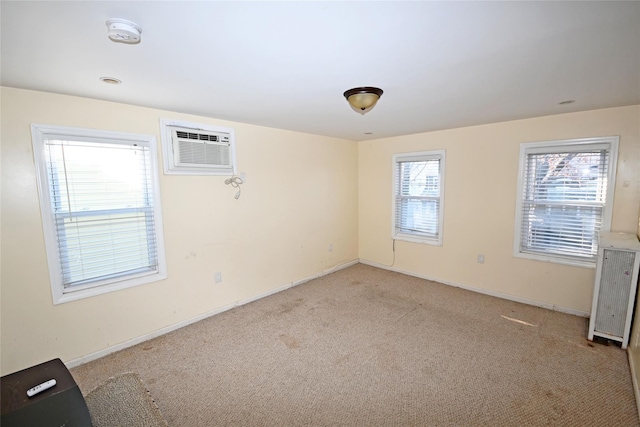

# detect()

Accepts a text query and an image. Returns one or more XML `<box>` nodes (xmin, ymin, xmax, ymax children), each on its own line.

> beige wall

<box><xmin>0</xmin><ymin>87</ymin><xmax>359</xmax><ymax>375</ymax></box>
<box><xmin>359</xmin><ymin>106</ymin><xmax>640</xmax><ymax>314</ymax></box>
<box><xmin>2</xmin><ymin>86</ymin><xmax>638</xmax><ymax>376</ymax></box>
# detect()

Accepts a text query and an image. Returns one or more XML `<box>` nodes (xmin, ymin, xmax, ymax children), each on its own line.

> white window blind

<box><xmin>393</xmin><ymin>151</ymin><xmax>445</xmax><ymax>245</ymax></box>
<box><xmin>45</xmin><ymin>138</ymin><xmax>159</xmax><ymax>287</ymax></box>
<box><xmin>515</xmin><ymin>138</ymin><xmax>618</xmax><ymax>265</ymax></box>
<box><xmin>32</xmin><ymin>124</ymin><xmax>167</xmax><ymax>303</ymax></box>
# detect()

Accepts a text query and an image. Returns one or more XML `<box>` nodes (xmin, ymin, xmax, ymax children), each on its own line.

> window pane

<box><xmin>396</xmin><ymin>198</ymin><xmax>439</xmax><ymax>236</ymax></box>
<box><xmin>525</xmin><ymin>151</ymin><xmax>607</xmax><ymax>203</ymax></box>
<box><xmin>519</xmin><ymin>145</ymin><xmax>610</xmax><ymax>261</ymax></box>
<box><xmin>394</xmin><ymin>154</ymin><xmax>442</xmax><ymax>241</ymax></box>
<box><xmin>398</xmin><ymin>160</ymin><xmax>440</xmax><ymax>197</ymax></box>
<box><xmin>44</xmin><ymin>139</ymin><xmax>158</xmax><ymax>287</ymax></box>
<box><xmin>522</xmin><ymin>202</ymin><xmax>600</xmax><ymax>258</ymax></box>
<box><xmin>56</xmin><ymin>210</ymin><xmax>157</xmax><ymax>285</ymax></box>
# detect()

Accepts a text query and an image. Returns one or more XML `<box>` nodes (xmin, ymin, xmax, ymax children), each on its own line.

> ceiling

<box><xmin>1</xmin><ymin>1</ymin><xmax>639</xmax><ymax>141</ymax></box>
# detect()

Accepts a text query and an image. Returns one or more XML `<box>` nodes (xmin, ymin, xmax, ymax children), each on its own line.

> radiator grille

<box><xmin>594</xmin><ymin>249</ymin><xmax>636</xmax><ymax>337</ymax></box>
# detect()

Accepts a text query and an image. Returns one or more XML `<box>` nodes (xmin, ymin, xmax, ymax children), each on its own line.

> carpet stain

<box><xmin>350</xmin><ymin>280</ymin><xmax>362</xmax><ymax>286</ymax></box>
<box><xmin>335</xmin><ymin>354</ymin><xmax>351</xmax><ymax>365</ymax></box>
<box><xmin>279</xmin><ymin>334</ymin><xmax>301</xmax><ymax>349</ymax></box>
<box><xmin>278</xmin><ymin>298</ymin><xmax>304</xmax><ymax>314</ymax></box>
<box><xmin>69</xmin><ymin>264</ymin><xmax>639</xmax><ymax>426</ymax></box>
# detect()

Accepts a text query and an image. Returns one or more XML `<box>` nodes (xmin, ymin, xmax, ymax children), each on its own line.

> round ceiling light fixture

<box><xmin>106</xmin><ymin>18</ymin><xmax>142</xmax><ymax>44</ymax></box>
<box><xmin>343</xmin><ymin>87</ymin><xmax>383</xmax><ymax>115</ymax></box>
<box><xmin>100</xmin><ymin>77</ymin><xmax>122</xmax><ymax>84</ymax></box>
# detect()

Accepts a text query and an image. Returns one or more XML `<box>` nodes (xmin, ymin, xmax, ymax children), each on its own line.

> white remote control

<box><xmin>26</xmin><ymin>379</ymin><xmax>56</xmax><ymax>397</ymax></box>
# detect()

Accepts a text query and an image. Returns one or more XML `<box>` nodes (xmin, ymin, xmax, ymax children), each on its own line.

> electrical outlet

<box><xmin>240</xmin><ymin>172</ymin><xmax>246</xmax><ymax>183</ymax></box>
<box><xmin>477</xmin><ymin>254</ymin><xmax>485</xmax><ymax>264</ymax></box>
<box><xmin>214</xmin><ymin>272</ymin><xmax>222</xmax><ymax>283</ymax></box>
<box><xmin>328</xmin><ymin>244</ymin><xmax>333</xmax><ymax>252</ymax></box>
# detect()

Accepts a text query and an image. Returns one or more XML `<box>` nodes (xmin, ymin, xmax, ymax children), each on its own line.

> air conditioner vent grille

<box><xmin>176</xmin><ymin>131</ymin><xmax>220</xmax><ymax>143</ymax></box>
<box><xmin>177</xmin><ymin>139</ymin><xmax>230</xmax><ymax>166</ymax></box>
<box><xmin>171</xmin><ymin>127</ymin><xmax>231</xmax><ymax>169</ymax></box>
<box><xmin>160</xmin><ymin>119</ymin><xmax>236</xmax><ymax>176</ymax></box>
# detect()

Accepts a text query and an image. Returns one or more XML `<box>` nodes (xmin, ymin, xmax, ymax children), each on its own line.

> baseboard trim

<box><xmin>237</xmin><ymin>259</ymin><xmax>359</xmax><ymax>306</ymax></box>
<box><xmin>628</xmin><ymin>348</ymin><xmax>640</xmax><ymax>421</ymax></box>
<box><xmin>66</xmin><ymin>257</ymin><xmax>587</xmax><ymax>369</ymax></box>
<box><xmin>358</xmin><ymin>258</ymin><xmax>590</xmax><ymax>318</ymax></box>
<box><xmin>65</xmin><ymin>259</ymin><xmax>359</xmax><ymax>369</ymax></box>
<box><xmin>65</xmin><ymin>301</ymin><xmax>235</xmax><ymax>369</ymax></box>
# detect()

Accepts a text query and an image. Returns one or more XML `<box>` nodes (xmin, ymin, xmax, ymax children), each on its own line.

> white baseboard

<box><xmin>358</xmin><ymin>258</ymin><xmax>590</xmax><ymax>318</ymax></box>
<box><xmin>236</xmin><ymin>259</ymin><xmax>359</xmax><ymax>306</ymax></box>
<box><xmin>65</xmin><ymin>259</ymin><xmax>359</xmax><ymax>369</ymax></box>
<box><xmin>65</xmin><ymin>302</ymin><xmax>235</xmax><ymax>369</ymax></box>
<box><xmin>66</xmin><ymin>257</ymin><xmax>586</xmax><ymax>369</ymax></box>
<box><xmin>628</xmin><ymin>349</ymin><xmax>640</xmax><ymax>421</ymax></box>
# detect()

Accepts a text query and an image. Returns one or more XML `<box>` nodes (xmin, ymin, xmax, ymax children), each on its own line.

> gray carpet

<box><xmin>84</xmin><ymin>372</ymin><xmax>168</xmax><ymax>427</ymax></box>
<box><xmin>71</xmin><ymin>264</ymin><xmax>639</xmax><ymax>426</ymax></box>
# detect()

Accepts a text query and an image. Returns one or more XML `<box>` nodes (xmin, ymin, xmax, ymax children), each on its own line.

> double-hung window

<box><xmin>32</xmin><ymin>124</ymin><xmax>167</xmax><ymax>304</ymax></box>
<box><xmin>514</xmin><ymin>137</ymin><xmax>618</xmax><ymax>267</ymax></box>
<box><xmin>392</xmin><ymin>150</ymin><xmax>445</xmax><ymax>245</ymax></box>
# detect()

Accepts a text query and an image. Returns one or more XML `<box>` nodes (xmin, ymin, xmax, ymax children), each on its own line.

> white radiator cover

<box><xmin>588</xmin><ymin>232</ymin><xmax>640</xmax><ymax>349</ymax></box>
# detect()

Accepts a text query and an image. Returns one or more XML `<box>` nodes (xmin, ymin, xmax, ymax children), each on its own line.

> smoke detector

<box><xmin>106</xmin><ymin>19</ymin><xmax>141</xmax><ymax>44</ymax></box>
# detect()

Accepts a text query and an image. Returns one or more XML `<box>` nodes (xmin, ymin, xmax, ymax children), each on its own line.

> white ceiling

<box><xmin>1</xmin><ymin>1</ymin><xmax>639</xmax><ymax>141</ymax></box>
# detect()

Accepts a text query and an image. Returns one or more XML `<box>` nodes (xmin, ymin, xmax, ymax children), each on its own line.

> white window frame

<box><xmin>392</xmin><ymin>150</ymin><xmax>446</xmax><ymax>246</ymax></box>
<box><xmin>31</xmin><ymin>124</ymin><xmax>167</xmax><ymax>304</ymax></box>
<box><xmin>513</xmin><ymin>136</ymin><xmax>619</xmax><ymax>268</ymax></box>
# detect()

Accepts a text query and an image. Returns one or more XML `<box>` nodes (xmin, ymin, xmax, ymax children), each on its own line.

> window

<box><xmin>514</xmin><ymin>137</ymin><xmax>618</xmax><ymax>267</ymax></box>
<box><xmin>32</xmin><ymin>124</ymin><xmax>167</xmax><ymax>304</ymax></box>
<box><xmin>392</xmin><ymin>150</ymin><xmax>445</xmax><ymax>245</ymax></box>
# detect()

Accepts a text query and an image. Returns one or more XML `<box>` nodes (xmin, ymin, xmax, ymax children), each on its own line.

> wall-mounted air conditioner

<box><xmin>588</xmin><ymin>232</ymin><xmax>640</xmax><ymax>349</ymax></box>
<box><xmin>160</xmin><ymin>119</ymin><xmax>236</xmax><ymax>175</ymax></box>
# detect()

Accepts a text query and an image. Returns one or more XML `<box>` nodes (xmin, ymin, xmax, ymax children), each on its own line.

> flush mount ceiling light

<box><xmin>106</xmin><ymin>18</ymin><xmax>142</xmax><ymax>44</ymax></box>
<box><xmin>100</xmin><ymin>77</ymin><xmax>122</xmax><ymax>84</ymax></box>
<box><xmin>343</xmin><ymin>87</ymin><xmax>383</xmax><ymax>115</ymax></box>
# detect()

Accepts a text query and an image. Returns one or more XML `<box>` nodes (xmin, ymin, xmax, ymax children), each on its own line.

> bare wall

<box><xmin>0</xmin><ymin>87</ymin><xmax>359</xmax><ymax>375</ymax></box>
<box><xmin>2</xmin><ymin>86</ymin><xmax>638</xmax><ymax>375</ymax></box>
<box><xmin>358</xmin><ymin>105</ymin><xmax>639</xmax><ymax>314</ymax></box>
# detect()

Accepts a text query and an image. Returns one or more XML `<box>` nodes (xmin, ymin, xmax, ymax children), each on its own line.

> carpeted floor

<box><xmin>71</xmin><ymin>264</ymin><xmax>639</xmax><ymax>426</ymax></box>
<box><xmin>84</xmin><ymin>372</ymin><xmax>168</xmax><ymax>427</ymax></box>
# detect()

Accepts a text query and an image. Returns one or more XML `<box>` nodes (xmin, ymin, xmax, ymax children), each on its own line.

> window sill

<box><xmin>53</xmin><ymin>271</ymin><xmax>167</xmax><ymax>304</ymax></box>
<box><xmin>513</xmin><ymin>250</ymin><xmax>596</xmax><ymax>269</ymax></box>
<box><xmin>394</xmin><ymin>233</ymin><xmax>442</xmax><ymax>247</ymax></box>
